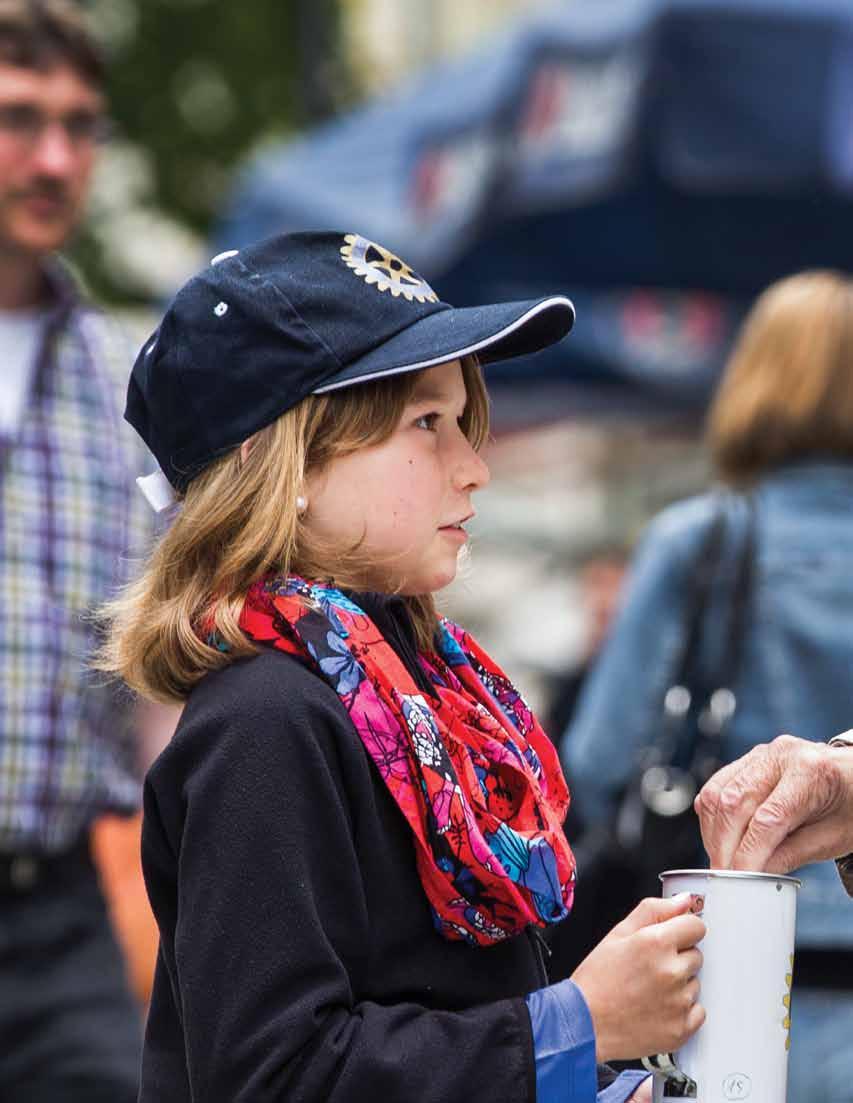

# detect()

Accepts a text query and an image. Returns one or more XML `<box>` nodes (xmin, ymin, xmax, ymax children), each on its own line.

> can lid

<box><xmin>659</xmin><ymin>868</ymin><xmax>802</xmax><ymax>887</ymax></box>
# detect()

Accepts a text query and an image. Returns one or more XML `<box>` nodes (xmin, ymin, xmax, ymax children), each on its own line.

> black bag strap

<box><xmin>684</xmin><ymin>495</ymin><xmax>756</xmax><ymax>771</ymax></box>
<box><xmin>687</xmin><ymin>494</ymin><xmax>756</xmax><ymax>778</ymax></box>
<box><xmin>712</xmin><ymin>494</ymin><xmax>756</xmax><ymax>696</ymax></box>
<box><xmin>650</xmin><ymin>492</ymin><xmax>756</xmax><ymax>768</ymax></box>
<box><xmin>646</xmin><ymin>499</ymin><xmax>729</xmax><ymax>767</ymax></box>
<box><xmin>614</xmin><ymin>500</ymin><xmax>736</xmax><ymax>844</ymax></box>
<box><xmin>618</xmin><ymin>493</ymin><xmax>756</xmax><ymax>839</ymax></box>
<box><xmin>672</xmin><ymin>503</ymin><xmax>730</xmax><ymax>692</ymax></box>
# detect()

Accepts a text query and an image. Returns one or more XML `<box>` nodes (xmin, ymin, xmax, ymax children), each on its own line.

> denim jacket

<box><xmin>561</xmin><ymin>461</ymin><xmax>853</xmax><ymax>948</ymax></box>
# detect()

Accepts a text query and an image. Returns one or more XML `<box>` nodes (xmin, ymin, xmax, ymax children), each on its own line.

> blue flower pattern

<box><xmin>486</xmin><ymin>822</ymin><xmax>566</xmax><ymax>923</ymax></box>
<box><xmin>307</xmin><ymin>631</ymin><xmax>363</xmax><ymax>695</ymax></box>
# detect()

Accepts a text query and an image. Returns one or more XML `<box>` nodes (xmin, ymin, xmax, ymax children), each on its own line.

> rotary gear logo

<box><xmin>783</xmin><ymin>953</ymin><xmax>793</xmax><ymax>1050</ymax></box>
<box><xmin>340</xmin><ymin>234</ymin><xmax>438</xmax><ymax>303</ymax></box>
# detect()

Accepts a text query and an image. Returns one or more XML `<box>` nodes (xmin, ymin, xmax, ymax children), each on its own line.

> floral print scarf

<box><xmin>238</xmin><ymin>574</ymin><xmax>576</xmax><ymax>946</ymax></box>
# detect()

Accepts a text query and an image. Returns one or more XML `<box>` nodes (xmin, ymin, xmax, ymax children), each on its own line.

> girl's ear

<box><xmin>240</xmin><ymin>438</ymin><xmax>255</xmax><ymax>466</ymax></box>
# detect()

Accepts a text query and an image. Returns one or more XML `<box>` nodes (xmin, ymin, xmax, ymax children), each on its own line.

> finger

<box><xmin>764</xmin><ymin>819</ymin><xmax>851</xmax><ymax>874</ymax></box>
<box><xmin>695</xmin><ymin>743</ymin><xmax>783</xmax><ymax>868</ymax></box>
<box><xmin>678</xmin><ymin>947</ymin><xmax>703</xmax><ymax>979</ymax></box>
<box><xmin>697</xmin><ymin>736</ymin><xmax>807</xmax><ymax>864</ymax></box>
<box><xmin>685</xmin><ymin>977</ymin><xmax>701</xmax><ymax>1007</ymax></box>
<box><xmin>617</xmin><ymin>892</ymin><xmax>699</xmax><ymax>935</ymax></box>
<box><xmin>694</xmin><ymin>750</ymin><xmax>764</xmax><ymax>865</ymax></box>
<box><xmin>622</xmin><ymin>1076</ymin><xmax>648</xmax><ymax>1103</ymax></box>
<box><xmin>658</xmin><ymin>913</ymin><xmax>706</xmax><ymax>951</ymax></box>
<box><xmin>685</xmin><ymin>1000</ymin><xmax>706</xmax><ymax>1036</ymax></box>
<box><xmin>731</xmin><ymin>763</ymin><xmax>826</xmax><ymax>871</ymax></box>
<box><xmin>694</xmin><ymin>754</ymin><xmax>749</xmax><ymax>807</ymax></box>
<box><xmin>627</xmin><ymin>1078</ymin><xmax>653</xmax><ymax>1103</ymax></box>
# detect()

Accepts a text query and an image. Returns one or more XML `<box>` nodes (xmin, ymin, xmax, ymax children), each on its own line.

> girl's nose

<box><xmin>454</xmin><ymin>436</ymin><xmax>490</xmax><ymax>492</ymax></box>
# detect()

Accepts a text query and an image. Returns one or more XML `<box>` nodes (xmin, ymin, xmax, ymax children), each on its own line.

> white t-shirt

<box><xmin>0</xmin><ymin>308</ymin><xmax>46</xmax><ymax>438</ymax></box>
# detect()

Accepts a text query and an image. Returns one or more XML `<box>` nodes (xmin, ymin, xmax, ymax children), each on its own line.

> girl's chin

<box><xmin>368</xmin><ymin>550</ymin><xmax>465</xmax><ymax>596</ymax></box>
<box><xmin>389</xmin><ymin>570</ymin><xmax>459</xmax><ymax>597</ymax></box>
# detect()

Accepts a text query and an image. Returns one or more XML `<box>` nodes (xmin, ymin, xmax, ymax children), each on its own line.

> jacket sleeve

<box><xmin>143</xmin><ymin>664</ymin><xmax>538</xmax><ymax>1103</ymax></box>
<box><xmin>559</xmin><ymin>497</ymin><xmax>718</xmax><ymax>828</ymax></box>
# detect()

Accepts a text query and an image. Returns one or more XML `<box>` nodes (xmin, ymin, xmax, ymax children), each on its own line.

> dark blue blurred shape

<box><xmin>214</xmin><ymin>0</ymin><xmax>853</xmax><ymax>416</ymax></box>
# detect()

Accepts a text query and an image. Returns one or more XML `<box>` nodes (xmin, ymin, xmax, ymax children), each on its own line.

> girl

<box><xmin>103</xmin><ymin>231</ymin><xmax>705</xmax><ymax>1103</ymax></box>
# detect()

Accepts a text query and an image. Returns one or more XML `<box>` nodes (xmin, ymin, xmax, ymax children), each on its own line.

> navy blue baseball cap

<box><xmin>127</xmin><ymin>230</ymin><xmax>575</xmax><ymax>491</ymax></box>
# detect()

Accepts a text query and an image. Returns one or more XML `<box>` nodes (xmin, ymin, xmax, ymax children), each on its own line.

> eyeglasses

<box><xmin>0</xmin><ymin>103</ymin><xmax>111</xmax><ymax>150</ymax></box>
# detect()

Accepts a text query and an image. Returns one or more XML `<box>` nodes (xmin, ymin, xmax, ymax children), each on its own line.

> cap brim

<box><xmin>312</xmin><ymin>295</ymin><xmax>574</xmax><ymax>394</ymax></box>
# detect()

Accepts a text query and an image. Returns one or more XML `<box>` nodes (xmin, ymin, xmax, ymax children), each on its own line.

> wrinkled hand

<box><xmin>571</xmin><ymin>894</ymin><xmax>705</xmax><ymax>1063</ymax></box>
<box><xmin>628</xmin><ymin>1078</ymin><xmax>653</xmax><ymax>1103</ymax></box>
<box><xmin>694</xmin><ymin>734</ymin><xmax>853</xmax><ymax>873</ymax></box>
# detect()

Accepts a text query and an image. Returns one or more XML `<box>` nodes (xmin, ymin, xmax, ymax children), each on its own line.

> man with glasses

<box><xmin>0</xmin><ymin>3</ymin><xmax>156</xmax><ymax>1099</ymax></box>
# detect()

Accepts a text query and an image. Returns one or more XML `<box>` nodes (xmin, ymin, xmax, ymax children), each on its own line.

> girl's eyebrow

<box><xmin>409</xmin><ymin>382</ymin><xmax>465</xmax><ymax>405</ymax></box>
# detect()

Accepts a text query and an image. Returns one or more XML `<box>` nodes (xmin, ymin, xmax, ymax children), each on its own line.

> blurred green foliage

<box><xmin>74</xmin><ymin>0</ymin><xmax>353</xmax><ymax>301</ymax></box>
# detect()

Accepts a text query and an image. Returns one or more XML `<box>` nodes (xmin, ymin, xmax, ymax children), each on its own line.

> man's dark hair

<box><xmin>0</xmin><ymin>0</ymin><xmax>104</xmax><ymax>89</ymax></box>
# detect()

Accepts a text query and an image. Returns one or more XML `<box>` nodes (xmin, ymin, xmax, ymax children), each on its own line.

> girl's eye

<box><xmin>414</xmin><ymin>412</ymin><xmax>439</xmax><ymax>431</ymax></box>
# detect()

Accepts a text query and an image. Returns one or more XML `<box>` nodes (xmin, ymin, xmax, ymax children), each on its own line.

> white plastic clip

<box><xmin>136</xmin><ymin>467</ymin><xmax>178</xmax><ymax>514</ymax></box>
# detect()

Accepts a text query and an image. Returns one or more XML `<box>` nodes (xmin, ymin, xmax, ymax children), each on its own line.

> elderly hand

<box><xmin>694</xmin><ymin>734</ymin><xmax>853</xmax><ymax>872</ymax></box>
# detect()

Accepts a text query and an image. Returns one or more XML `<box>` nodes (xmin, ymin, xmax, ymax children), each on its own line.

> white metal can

<box><xmin>649</xmin><ymin>869</ymin><xmax>800</xmax><ymax>1103</ymax></box>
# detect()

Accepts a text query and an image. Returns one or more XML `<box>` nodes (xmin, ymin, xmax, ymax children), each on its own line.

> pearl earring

<box><xmin>296</xmin><ymin>495</ymin><xmax>307</xmax><ymax>514</ymax></box>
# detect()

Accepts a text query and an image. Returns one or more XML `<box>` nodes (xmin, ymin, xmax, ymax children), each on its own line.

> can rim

<box><xmin>659</xmin><ymin>868</ymin><xmax>802</xmax><ymax>887</ymax></box>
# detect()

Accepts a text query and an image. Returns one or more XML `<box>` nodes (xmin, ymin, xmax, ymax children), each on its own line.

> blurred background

<box><xmin>72</xmin><ymin>0</ymin><xmax>853</xmax><ymax>719</ymax></box>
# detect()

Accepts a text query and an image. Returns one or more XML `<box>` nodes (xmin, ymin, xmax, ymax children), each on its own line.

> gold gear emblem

<box><xmin>340</xmin><ymin>234</ymin><xmax>438</xmax><ymax>303</ymax></box>
<box><xmin>783</xmin><ymin>953</ymin><xmax>793</xmax><ymax>1050</ymax></box>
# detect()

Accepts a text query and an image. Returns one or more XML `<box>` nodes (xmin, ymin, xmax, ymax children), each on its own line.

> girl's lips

<box><xmin>439</xmin><ymin>524</ymin><xmax>468</xmax><ymax>542</ymax></box>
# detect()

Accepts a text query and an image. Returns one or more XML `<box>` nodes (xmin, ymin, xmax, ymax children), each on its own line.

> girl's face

<box><xmin>303</xmin><ymin>359</ymin><xmax>490</xmax><ymax>595</ymax></box>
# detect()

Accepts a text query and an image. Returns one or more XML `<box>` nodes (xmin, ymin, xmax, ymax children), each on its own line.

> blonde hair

<box><xmin>708</xmin><ymin>270</ymin><xmax>853</xmax><ymax>485</ymax></box>
<box><xmin>99</xmin><ymin>356</ymin><xmax>489</xmax><ymax>703</ymax></box>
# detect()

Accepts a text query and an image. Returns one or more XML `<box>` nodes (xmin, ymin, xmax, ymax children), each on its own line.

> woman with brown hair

<box><xmin>562</xmin><ymin>270</ymin><xmax>853</xmax><ymax>1102</ymax></box>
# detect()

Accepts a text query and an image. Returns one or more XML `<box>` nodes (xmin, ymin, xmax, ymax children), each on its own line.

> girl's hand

<box><xmin>628</xmin><ymin>1077</ymin><xmax>653</xmax><ymax>1102</ymax></box>
<box><xmin>570</xmin><ymin>893</ymin><xmax>706</xmax><ymax>1063</ymax></box>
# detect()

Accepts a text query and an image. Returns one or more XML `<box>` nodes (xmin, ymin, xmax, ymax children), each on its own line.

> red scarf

<box><xmin>238</xmin><ymin>575</ymin><xmax>576</xmax><ymax>946</ymax></box>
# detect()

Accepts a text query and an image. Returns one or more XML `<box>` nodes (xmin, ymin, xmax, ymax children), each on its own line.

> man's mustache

<box><xmin>12</xmin><ymin>179</ymin><xmax>70</xmax><ymax>204</ymax></box>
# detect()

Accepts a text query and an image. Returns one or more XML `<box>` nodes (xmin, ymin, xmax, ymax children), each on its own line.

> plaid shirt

<box><xmin>0</xmin><ymin>263</ymin><xmax>152</xmax><ymax>854</ymax></box>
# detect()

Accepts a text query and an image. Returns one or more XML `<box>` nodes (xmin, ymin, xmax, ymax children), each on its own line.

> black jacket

<box><xmin>140</xmin><ymin>638</ymin><xmax>556</xmax><ymax>1103</ymax></box>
